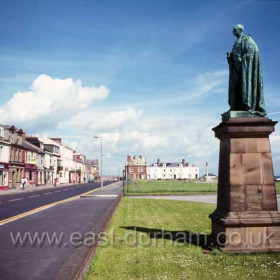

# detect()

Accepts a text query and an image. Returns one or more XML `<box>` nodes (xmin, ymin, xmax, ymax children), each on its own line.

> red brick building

<box><xmin>125</xmin><ymin>155</ymin><xmax>147</xmax><ymax>180</ymax></box>
<box><xmin>6</xmin><ymin>126</ymin><xmax>26</xmax><ymax>189</ymax></box>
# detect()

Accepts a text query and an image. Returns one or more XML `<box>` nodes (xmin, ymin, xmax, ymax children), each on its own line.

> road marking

<box><xmin>9</xmin><ymin>198</ymin><xmax>24</xmax><ymax>202</ymax></box>
<box><xmin>63</xmin><ymin>189</ymin><xmax>69</xmax><ymax>191</ymax></box>
<box><xmin>43</xmin><ymin>192</ymin><xmax>52</xmax><ymax>195</ymax></box>
<box><xmin>54</xmin><ymin>190</ymin><xmax>61</xmax><ymax>193</ymax></box>
<box><xmin>0</xmin><ymin>202</ymin><xmax>2</xmax><ymax>204</ymax></box>
<box><xmin>0</xmin><ymin>187</ymin><xmax>105</xmax><ymax>227</ymax></box>
<box><xmin>81</xmin><ymin>194</ymin><xmax>118</xmax><ymax>198</ymax></box>
<box><xmin>29</xmin><ymin>195</ymin><xmax>40</xmax><ymax>198</ymax></box>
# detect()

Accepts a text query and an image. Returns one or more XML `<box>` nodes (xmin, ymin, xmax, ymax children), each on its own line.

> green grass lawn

<box><xmin>126</xmin><ymin>180</ymin><xmax>280</xmax><ymax>195</ymax></box>
<box><xmin>85</xmin><ymin>198</ymin><xmax>280</xmax><ymax>280</ymax></box>
<box><xmin>126</xmin><ymin>180</ymin><xmax>218</xmax><ymax>195</ymax></box>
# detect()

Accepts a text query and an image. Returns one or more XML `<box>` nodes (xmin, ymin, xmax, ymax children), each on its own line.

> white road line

<box><xmin>29</xmin><ymin>194</ymin><xmax>40</xmax><ymax>198</ymax></box>
<box><xmin>54</xmin><ymin>190</ymin><xmax>61</xmax><ymax>193</ymax></box>
<box><xmin>9</xmin><ymin>198</ymin><xmax>24</xmax><ymax>202</ymax></box>
<box><xmin>0</xmin><ymin>202</ymin><xmax>2</xmax><ymax>204</ymax></box>
<box><xmin>81</xmin><ymin>194</ymin><xmax>118</xmax><ymax>198</ymax></box>
<box><xmin>63</xmin><ymin>189</ymin><xmax>69</xmax><ymax>191</ymax></box>
<box><xmin>43</xmin><ymin>192</ymin><xmax>52</xmax><ymax>195</ymax></box>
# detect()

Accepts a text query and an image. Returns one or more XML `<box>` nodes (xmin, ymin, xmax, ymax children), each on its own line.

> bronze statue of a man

<box><xmin>226</xmin><ymin>24</ymin><xmax>266</xmax><ymax>117</ymax></box>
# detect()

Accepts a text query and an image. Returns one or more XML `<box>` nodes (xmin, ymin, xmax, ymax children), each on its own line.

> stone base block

<box><xmin>211</xmin><ymin>219</ymin><xmax>280</xmax><ymax>253</ymax></box>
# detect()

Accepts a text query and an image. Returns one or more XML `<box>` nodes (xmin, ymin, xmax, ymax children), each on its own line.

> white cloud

<box><xmin>0</xmin><ymin>74</ymin><xmax>109</xmax><ymax>128</ymax></box>
<box><xmin>59</xmin><ymin>106</ymin><xmax>219</xmax><ymax>175</ymax></box>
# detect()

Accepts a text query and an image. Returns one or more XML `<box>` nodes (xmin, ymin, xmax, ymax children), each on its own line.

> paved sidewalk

<box><xmin>0</xmin><ymin>181</ymin><xmax>93</xmax><ymax>196</ymax></box>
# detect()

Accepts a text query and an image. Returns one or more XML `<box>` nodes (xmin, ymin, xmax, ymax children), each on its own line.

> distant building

<box><xmin>27</xmin><ymin>136</ymin><xmax>60</xmax><ymax>186</ymax></box>
<box><xmin>73</xmin><ymin>153</ymin><xmax>86</xmax><ymax>183</ymax></box>
<box><xmin>5</xmin><ymin>125</ymin><xmax>26</xmax><ymax>189</ymax></box>
<box><xmin>0</xmin><ymin>125</ymin><xmax>10</xmax><ymax>190</ymax></box>
<box><xmin>86</xmin><ymin>159</ymin><xmax>99</xmax><ymax>181</ymax></box>
<box><xmin>125</xmin><ymin>155</ymin><xmax>147</xmax><ymax>180</ymax></box>
<box><xmin>22</xmin><ymin>139</ymin><xmax>44</xmax><ymax>186</ymax></box>
<box><xmin>147</xmin><ymin>158</ymin><xmax>199</xmax><ymax>180</ymax></box>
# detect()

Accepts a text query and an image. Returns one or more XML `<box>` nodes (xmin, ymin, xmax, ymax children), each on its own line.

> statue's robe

<box><xmin>228</xmin><ymin>34</ymin><xmax>266</xmax><ymax>117</ymax></box>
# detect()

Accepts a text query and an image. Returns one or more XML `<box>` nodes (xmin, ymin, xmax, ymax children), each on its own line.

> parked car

<box><xmin>88</xmin><ymin>178</ymin><xmax>94</xmax><ymax>183</ymax></box>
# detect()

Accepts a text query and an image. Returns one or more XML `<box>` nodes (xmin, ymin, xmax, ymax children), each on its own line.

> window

<box><xmin>129</xmin><ymin>167</ymin><xmax>133</xmax><ymax>172</ymax></box>
<box><xmin>10</xmin><ymin>148</ymin><xmax>14</xmax><ymax>161</ymax></box>
<box><xmin>19</xmin><ymin>150</ymin><xmax>22</xmax><ymax>162</ymax></box>
<box><xmin>0</xmin><ymin>170</ymin><xmax>4</xmax><ymax>185</ymax></box>
<box><xmin>15</xmin><ymin>149</ymin><xmax>18</xmax><ymax>162</ymax></box>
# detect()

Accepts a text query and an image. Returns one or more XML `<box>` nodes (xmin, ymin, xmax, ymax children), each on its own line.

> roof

<box><xmin>40</xmin><ymin>137</ymin><xmax>60</xmax><ymax>147</ymax></box>
<box><xmin>149</xmin><ymin>162</ymin><xmax>196</xmax><ymax>167</ymax></box>
<box><xmin>86</xmin><ymin>159</ymin><xmax>98</xmax><ymax>165</ymax></box>
<box><xmin>23</xmin><ymin>140</ymin><xmax>45</xmax><ymax>154</ymax></box>
<box><xmin>203</xmin><ymin>173</ymin><xmax>217</xmax><ymax>177</ymax></box>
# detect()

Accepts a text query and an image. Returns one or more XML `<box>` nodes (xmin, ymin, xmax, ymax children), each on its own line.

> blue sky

<box><xmin>0</xmin><ymin>0</ymin><xmax>280</xmax><ymax>175</ymax></box>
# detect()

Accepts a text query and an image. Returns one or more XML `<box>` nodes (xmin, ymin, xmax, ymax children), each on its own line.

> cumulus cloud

<box><xmin>0</xmin><ymin>74</ymin><xmax>109</xmax><ymax>128</ymax></box>
<box><xmin>59</xmin><ymin>105</ymin><xmax>219</xmax><ymax>176</ymax></box>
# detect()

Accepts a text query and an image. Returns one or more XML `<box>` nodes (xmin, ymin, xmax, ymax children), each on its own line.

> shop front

<box><xmin>0</xmin><ymin>164</ymin><xmax>9</xmax><ymax>190</ymax></box>
<box><xmin>25</xmin><ymin>164</ymin><xmax>38</xmax><ymax>186</ymax></box>
<box><xmin>8</xmin><ymin>164</ymin><xmax>25</xmax><ymax>189</ymax></box>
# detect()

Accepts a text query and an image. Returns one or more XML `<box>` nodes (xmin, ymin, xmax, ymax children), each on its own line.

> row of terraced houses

<box><xmin>125</xmin><ymin>155</ymin><xmax>199</xmax><ymax>180</ymax></box>
<box><xmin>0</xmin><ymin>124</ymin><xmax>99</xmax><ymax>190</ymax></box>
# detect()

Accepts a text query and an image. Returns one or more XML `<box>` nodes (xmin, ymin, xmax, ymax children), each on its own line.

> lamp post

<box><xmin>94</xmin><ymin>136</ymin><xmax>103</xmax><ymax>188</ymax></box>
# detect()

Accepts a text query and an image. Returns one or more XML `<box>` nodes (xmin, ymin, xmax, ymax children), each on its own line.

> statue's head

<box><xmin>233</xmin><ymin>24</ymin><xmax>244</xmax><ymax>37</ymax></box>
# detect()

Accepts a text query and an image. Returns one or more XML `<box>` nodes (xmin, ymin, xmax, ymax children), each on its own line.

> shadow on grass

<box><xmin>121</xmin><ymin>226</ymin><xmax>214</xmax><ymax>250</ymax></box>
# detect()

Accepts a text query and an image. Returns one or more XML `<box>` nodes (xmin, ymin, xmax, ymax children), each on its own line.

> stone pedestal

<box><xmin>209</xmin><ymin>117</ymin><xmax>280</xmax><ymax>252</ymax></box>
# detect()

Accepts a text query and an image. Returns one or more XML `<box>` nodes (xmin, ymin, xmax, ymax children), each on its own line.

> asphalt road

<box><xmin>0</xmin><ymin>183</ymin><xmax>122</xmax><ymax>280</ymax></box>
<box><xmin>0</xmin><ymin>181</ymin><xmax>113</xmax><ymax>221</ymax></box>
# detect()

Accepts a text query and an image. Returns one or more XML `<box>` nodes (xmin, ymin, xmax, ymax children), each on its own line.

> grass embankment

<box><xmin>85</xmin><ymin>198</ymin><xmax>280</xmax><ymax>280</ymax></box>
<box><xmin>126</xmin><ymin>180</ymin><xmax>218</xmax><ymax>195</ymax></box>
<box><xmin>126</xmin><ymin>180</ymin><xmax>280</xmax><ymax>195</ymax></box>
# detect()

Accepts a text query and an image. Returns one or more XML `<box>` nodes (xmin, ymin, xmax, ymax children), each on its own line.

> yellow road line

<box><xmin>0</xmin><ymin>187</ymin><xmax>102</xmax><ymax>227</ymax></box>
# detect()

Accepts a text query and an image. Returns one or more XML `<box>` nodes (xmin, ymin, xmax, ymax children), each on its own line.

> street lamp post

<box><xmin>94</xmin><ymin>136</ymin><xmax>103</xmax><ymax>188</ymax></box>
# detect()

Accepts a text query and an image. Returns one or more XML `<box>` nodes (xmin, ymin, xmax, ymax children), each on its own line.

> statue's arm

<box><xmin>227</xmin><ymin>52</ymin><xmax>234</xmax><ymax>69</ymax></box>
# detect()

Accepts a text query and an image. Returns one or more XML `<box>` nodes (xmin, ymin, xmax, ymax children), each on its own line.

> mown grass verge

<box><xmin>125</xmin><ymin>180</ymin><xmax>218</xmax><ymax>195</ymax></box>
<box><xmin>125</xmin><ymin>180</ymin><xmax>280</xmax><ymax>195</ymax></box>
<box><xmin>85</xmin><ymin>198</ymin><xmax>280</xmax><ymax>280</ymax></box>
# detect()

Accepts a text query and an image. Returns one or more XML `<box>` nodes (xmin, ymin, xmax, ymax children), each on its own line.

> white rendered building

<box><xmin>147</xmin><ymin>159</ymin><xmax>199</xmax><ymax>180</ymax></box>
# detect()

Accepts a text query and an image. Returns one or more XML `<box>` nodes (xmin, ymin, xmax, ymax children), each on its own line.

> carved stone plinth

<box><xmin>209</xmin><ymin>117</ymin><xmax>280</xmax><ymax>252</ymax></box>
